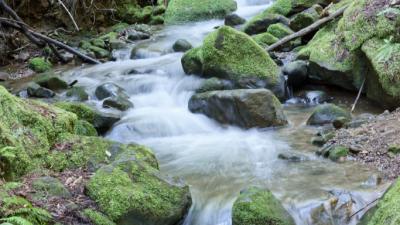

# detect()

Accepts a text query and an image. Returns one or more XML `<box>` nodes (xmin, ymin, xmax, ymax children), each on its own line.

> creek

<box><xmin>60</xmin><ymin>0</ymin><xmax>388</xmax><ymax>224</ymax></box>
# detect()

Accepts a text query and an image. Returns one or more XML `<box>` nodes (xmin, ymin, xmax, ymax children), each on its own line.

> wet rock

<box><xmin>165</xmin><ymin>0</ymin><xmax>237</xmax><ymax>24</ymax></box>
<box><xmin>224</xmin><ymin>13</ymin><xmax>246</xmax><ymax>26</ymax></box>
<box><xmin>60</xmin><ymin>51</ymin><xmax>74</xmax><ymax>63</ymax></box>
<box><xmin>232</xmin><ymin>187</ymin><xmax>295</xmax><ymax>225</ymax></box>
<box><xmin>182</xmin><ymin>26</ymin><xmax>280</xmax><ymax>91</ymax></box>
<box><xmin>127</xmin><ymin>30</ymin><xmax>150</xmax><ymax>41</ymax></box>
<box><xmin>196</xmin><ymin>77</ymin><xmax>234</xmax><ymax>93</ymax></box>
<box><xmin>278</xmin><ymin>152</ymin><xmax>308</xmax><ymax>162</ymax></box>
<box><xmin>332</xmin><ymin>116</ymin><xmax>349</xmax><ymax>129</ymax></box>
<box><xmin>0</xmin><ymin>72</ymin><xmax>10</xmax><ymax>81</ymax></box>
<box><xmin>243</xmin><ymin>13</ymin><xmax>290</xmax><ymax>35</ymax></box>
<box><xmin>328</xmin><ymin>146</ymin><xmax>349</xmax><ymax>162</ymax></box>
<box><xmin>27</xmin><ymin>82</ymin><xmax>55</xmax><ymax>98</ymax></box>
<box><xmin>311</xmin><ymin>136</ymin><xmax>326</xmax><ymax>147</ymax></box>
<box><xmin>300</xmin><ymin>90</ymin><xmax>332</xmax><ymax>105</ymax></box>
<box><xmin>307</xmin><ymin>104</ymin><xmax>351</xmax><ymax>126</ymax></box>
<box><xmin>66</xmin><ymin>86</ymin><xmax>89</xmax><ymax>101</ymax></box>
<box><xmin>189</xmin><ymin>89</ymin><xmax>287</xmax><ymax>128</ymax></box>
<box><xmin>34</xmin><ymin>74</ymin><xmax>69</xmax><ymax>91</ymax></box>
<box><xmin>172</xmin><ymin>39</ymin><xmax>193</xmax><ymax>52</ymax></box>
<box><xmin>282</xmin><ymin>60</ymin><xmax>308</xmax><ymax>88</ymax></box>
<box><xmin>109</xmin><ymin>39</ymin><xmax>127</xmax><ymax>50</ymax></box>
<box><xmin>103</xmin><ymin>96</ymin><xmax>133</xmax><ymax>111</ymax></box>
<box><xmin>95</xmin><ymin>82</ymin><xmax>129</xmax><ymax>100</ymax></box>
<box><xmin>31</xmin><ymin>176</ymin><xmax>71</xmax><ymax>200</ymax></box>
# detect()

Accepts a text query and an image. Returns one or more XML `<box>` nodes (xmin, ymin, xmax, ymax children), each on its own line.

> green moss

<box><xmin>86</xmin><ymin>157</ymin><xmax>190</xmax><ymax>224</ymax></box>
<box><xmin>74</xmin><ymin>120</ymin><xmax>98</xmax><ymax>136</ymax></box>
<box><xmin>34</xmin><ymin>73</ymin><xmax>69</xmax><ymax>90</ymax></box>
<box><xmin>198</xmin><ymin>26</ymin><xmax>279</xmax><ymax>83</ymax></box>
<box><xmin>31</xmin><ymin>176</ymin><xmax>71</xmax><ymax>200</ymax></box>
<box><xmin>328</xmin><ymin>146</ymin><xmax>349</xmax><ymax>161</ymax></box>
<box><xmin>54</xmin><ymin>102</ymin><xmax>96</xmax><ymax>124</ymax></box>
<box><xmin>181</xmin><ymin>47</ymin><xmax>203</xmax><ymax>75</ymax></box>
<box><xmin>150</xmin><ymin>15</ymin><xmax>165</xmax><ymax>25</ymax></box>
<box><xmin>165</xmin><ymin>0</ymin><xmax>237</xmax><ymax>24</ymax></box>
<box><xmin>91</xmin><ymin>38</ymin><xmax>106</xmax><ymax>48</ymax></box>
<box><xmin>117</xmin><ymin>3</ymin><xmax>155</xmax><ymax>24</ymax></box>
<box><xmin>289</xmin><ymin>11</ymin><xmax>318</xmax><ymax>31</ymax></box>
<box><xmin>66</xmin><ymin>86</ymin><xmax>89</xmax><ymax>101</ymax></box>
<box><xmin>362</xmin><ymin>38</ymin><xmax>400</xmax><ymax>107</ymax></box>
<box><xmin>267</xmin><ymin>23</ymin><xmax>294</xmax><ymax>39</ymax></box>
<box><xmin>307</xmin><ymin>103</ymin><xmax>351</xmax><ymax>125</ymax></box>
<box><xmin>252</xmin><ymin>32</ymin><xmax>279</xmax><ymax>47</ymax></box>
<box><xmin>365</xmin><ymin>179</ymin><xmax>400</xmax><ymax>225</ymax></box>
<box><xmin>28</xmin><ymin>57</ymin><xmax>52</xmax><ymax>73</ymax></box>
<box><xmin>232</xmin><ymin>187</ymin><xmax>295</xmax><ymax>225</ymax></box>
<box><xmin>0</xmin><ymin>196</ymin><xmax>52</xmax><ymax>224</ymax></box>
<box><xmin>80</xmin><ymin>41</ymin><xmax>110</xmax><ymax>58</ymax></box>
<box><xmin>337</xmin><ymin>0</ymin><xmax>400</xmax><ymax>51</ymax></box>
<box><xmin>83</xmin><ymin>209</ymin><xmax>116</xmax><ymax>225</ymax></box>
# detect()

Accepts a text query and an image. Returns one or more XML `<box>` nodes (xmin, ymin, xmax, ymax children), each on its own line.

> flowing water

<box><xmin>60</xmin><ymin>1</ymin><xmax>389</xmax><ymax>224</ymax></box>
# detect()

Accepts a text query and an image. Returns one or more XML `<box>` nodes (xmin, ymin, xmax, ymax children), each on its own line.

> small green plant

<box><xmin>0</xmin><ymin>197</ymin><xmax>52</xmax><ymax>225</ymax></box>
<box><xmin>0</xmin><ymin>216</ymin><xmax>33</xmax><ymax>225</ymax></box>
<box><xmin>376</xmin><ymin>36</ymin><xmax>395</xmax><ymax>63</ymax></box>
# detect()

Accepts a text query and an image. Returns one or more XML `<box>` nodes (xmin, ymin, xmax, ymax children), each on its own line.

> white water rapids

<box><xmin>63</xmin><ymin>1</ymin><xmax>388</xmax><ymax>224</ymax></box>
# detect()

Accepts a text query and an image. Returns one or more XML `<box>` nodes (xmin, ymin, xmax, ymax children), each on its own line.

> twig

<box><xmin>349</xmin><ymin>197</ymin><xmax>380</xmax><ymax>219</ymax></box>
<box><xmin>57</xmin><ymin>0</ymin><xmax>79</xmax><ymax>32</ymax></box>
<box><xmin>351</xmin><ymin>78</ymin><xmax>366</xmax><ymax>113</ymax></box>
<box><xmin>267</xmin><ymin>6</ymin><xmax>348</xmax><ymax>51</ymax></box>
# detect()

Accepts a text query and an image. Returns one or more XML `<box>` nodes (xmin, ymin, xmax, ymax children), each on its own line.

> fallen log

<box><xmin>0</xmin><ymin>19</ymin><xmax>100</xmax><ymax>64</ymax></box>
<box><xmin>266</xmin><ymin>6</ymin><xmax>348</xmax><ymax>52</ymax></box>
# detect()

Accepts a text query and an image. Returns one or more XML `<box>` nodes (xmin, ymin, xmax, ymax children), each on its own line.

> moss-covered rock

<box><xmin>189</xmin><ymin>89</ymin><xmax>288</xmax><ymax>128</ymax></box>
<box><xmin>267</xmin><ymin>23</ymin><xmax>294</xmax><ymax>39</ymax></box>
<box><xmin>31</xmin><ymin>176</ymin><xmax>71</xmax><ymax>200</ymax></box>
<box><xmin>196</xmin><ymin>77</ymin><xmax>234</xmax><ymax>93</ymax></box>
<box><xmin>86</xmin><ymin>152</ymin><xmax>191</xmax><ymax>225</ymax></box>
<box><xmin>289</xmin><ymin>7</ymin><xmax>319</xmax><ymax>31</ymax></box>
<box><xmin>83</xmin><ymin>209</ymin><xmax>116</xmax><ymax>225</ymax></box>
<box><xmin>232</xmin><ymin>187</ymin><xmax>295</xmax><ymax>225</ymax></box>
<box><xmin>34</xmin><ymin>73</ymin><xmax>69</xmax><ymax>91</ymax></box>
<box><xmin>80</xmin><ymin>41</ymin><xmax>110</xmax><ymax>59</ymax></box>
<box><xmin>244</xmin><ymin>13</ymin><xmax>290</xmax><ymax>35</ymax></box>
<box><xmin>252</xmin><ymin>32</ymin><xmax>279</xmax><ymax>48</ymax></box>
<box><xmin>28</xmin><ymin>57</ymin><xmax>52</xmax><ymax>73</ymax></box>
<box><xmin>361</xmin><ymin>179</ymin><xmax>400</xmax><ymax>225</ymax></box>
<box><xmin>307</xmin><ymin>103</ymin><xmax>351</xmax><ymax>126</ymax></box>
<box><xmin>362</xmin><ymin>38</ymin><xmax>400</xmax><ymax>109</ymax></box>
<box><xmin>182</xmin><ymin>26</ymin><xmax>280</xmax><ymax>88</ymax></box>
<box><xmin>66</xmin><ymin>86</ymin><xmax>89</xmax><ymax>101</ymax></box>
<box><xmin>328</xmin><ymin>146</ymin><xmax>349</xmax><ymax>161</ymax></box>
<box><xmin>165</xmin><ymin>0</ymin><xmax>237</xmax><ymax>24</ymax></box>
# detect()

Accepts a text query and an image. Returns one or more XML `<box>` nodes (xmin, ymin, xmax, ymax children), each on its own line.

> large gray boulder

<box><xmin>189</xmin><ymin>89</ymin><xmax>287</xmax><ymax>128</ymax></box>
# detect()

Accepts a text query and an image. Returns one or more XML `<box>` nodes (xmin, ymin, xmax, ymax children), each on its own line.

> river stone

<box><xmin>172</xmin><ymin>39</ymin><xmax>193</xmax><ymax>52</ymax></box>
<box><xmin>182</xmin><ymin>26</ymin><xmax>280</xmax><ymax>89</ymax></box>
<box><xmin>95</xmin><ymin>82</ymin><xmax>129</xmax><ymax>100</ymax></box>
<box><xmin>196</xmin><ymin>77</ymin><xmax>234</xmax><ymax>93</ymax></box>
<box><xmin>307</xmin><ymin>104</ymin><xmax>351</xmax><ymax>126</ymax></box>
<box><xmin>189</xmin><ymin>89</ymin><xmax>288</xmax><ymax>128</ymax></box>
<box><xmin>224</xmin><ymin>13</ymin><xmax>246</xmax><ymax>26</ymax></box>
<box><xmin>232</xmin><ymin>187</ymin><xmax>295</xmax><ymax>225</ymax></box>
<box><xmin>299</xmin><ymin>90</ymin><xmax>332</xmax><ymax>105</ymax></box>
<box><xmin>243</xmin><ymin>13</ymin><xmax>290</xmax><ymax>35</ymax></box>
<box><xmin>103</xmin><ymin>96</ymin><xmax>133</xmax><ymax>111</ymax></box>
<box><xmin>282</xmin><ymin>60</ymin><xmax>308</xmax><ymax>88</ymax></box>
<box><xmin>165</xmin><ymin>0</ymin><xmax>237</xmax><ymax>24</ymax></box>
<box><xmin>86</xmin><ymin>151</ymin><xmax>192</xmax><ymax>225</ymax></box>
<box><xmin>127</xmin><ymin>30</ymin><xmax>150</xmax><ymax>41</ymax></box>
<box><xmin>289</xmin><ymin>7</ymin><xmax>319</xmax><ymax>31</ymax></box>
<box><xmin>34</xmin><ymin>74</ymin><xmax>69</xmax><ymax>91</ymax></box>
<box><xmin>27</xmin><ymin>82</ymin><xmax>55</xmax><ymax>98</ymax></box>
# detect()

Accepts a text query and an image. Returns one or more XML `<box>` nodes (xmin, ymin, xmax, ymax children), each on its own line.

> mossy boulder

<box><xmin>244</xmin><ymin>13</ymin><xmax>290</xmax><ymax>35</ymax></box>
<box><xmin>267</xmin><ymin>23</ymin><xmax>294</xmax><ymax>39</ymax></box>
<box><xmin>196</xmin><ymin>77</ymin><xmax>234</xmax><ymax>93</ymax></box>
<box><xmin>252</xmin><ymin>32</ymin><xmax>279</xmax><ymax>48</ymax></box>
<box><xmin>360</xmin><ymin>179</ymin><xmax>400</xmax><ymax>225</ymax></box>
<box><xmin>307</xmin><ymin>103</ymin><xmax>351</xmax><ymax>126</ymax></box>
<box><xmin>165</xmin><ymin>0</ymin><xmax>237</xmax><ymax>24</ymax></box>
<box><xmin>86</xmin><ymin>151</ymin><xmax>191</xmax><ymax>225</ymax></box>
<box><xmin>289</xmin><ymin>7</ymin><xmax>319</xmax><ymax>31</ymax></box>
<box><xmin>53</xmin><ymin>102</ymin><xmax>121</xmax><ymax>134</ymax></box>
<box><xmin>182</xmin><ymin>26</ymin><xmax>280</xmax><ymax>89</ymax></box>
<box><xmin>0</xmin><ymin>86</ymin><xmax>92</xmax><ymax>180</ymax></box>
<box><xmin>232</xmin><ymin>187</ymin><xmax>295</xmax><ymax>225</ymax></box>
<box><xmin>28</xmin><ymin>57</ymin><xmax>52</xmax><ymax>73</ymax></box>
<box><xmin>34</xmin><ymin>73</ymin><xmax>69</xmax><ymax>91</ymax></box>
<box><xmin>80</xmin><ymin>41</ymin><xmax>110</xmax><ymax>59</ymax></box>
<box><xmin>361</xmin><ymin>38</ymin><xmax>400</xmax><ymax>109</ymax></box>
<box><xmin>244</xmin><ymin>0</ymin><xmax>332</xmax><ymax>35</ymax></box>
<box><xmin>27</xmin><ymin>82</ymin><xmax>55</xmax><ymax>98</ymax></box>
<box><xmin>31</xmin><ymin>176</ymin><xmax>71</xmax><ymax>200</ymax></box>
<box><xmin>327</xmin><ymin>146</ymin><xmax>349</xmax><ymax>161</ymax></box>
<box><xmin>189</xmin><ymin>89</ymin><xmax>288</xmax><ymax>128</ymax></box>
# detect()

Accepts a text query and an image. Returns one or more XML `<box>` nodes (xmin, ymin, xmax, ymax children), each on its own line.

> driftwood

<box><xmin>56</xmin><ymin>0</ymin><xmax>79</xmax><ymax>31</ymax></box>
<box><xmin>0</xmin><ymin>0</ymin><xmax>100</xmax><ymax>64</ymax></box>
<box><xmin>267</xmin><ymin>6</ymin><xmax>348</xmax><ymax>51</ymax></box>
<box><xmin>351</xmin><ymin>78</ymin><xmax>366</xmax><ymax>113</ymax></box>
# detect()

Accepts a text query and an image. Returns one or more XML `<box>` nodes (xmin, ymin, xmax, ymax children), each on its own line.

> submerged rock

<box><xmin>27</xmin><ymin>82</ymin><xmax>55</xmax><ymax>98</ymax></box>
<box><xmin>307</xmin><ymin>104</ymin><xmax>351</xmax><ymax>126</ymax></box>
<box><xmin>95</xmin><ymin>82</ymin><xmax>129</xmax><ymax>100</ymax></box>
<box><xmin>103</xmin><ymin>96</ymin><xmax>134</xmax><ymax>111</ymax></box>
<box><xmin>182</xmin><ymin>26</ymin><xmax>280</xmax><ymax>90</ymax></box>
<box><xmin>66</xmin><ymin>86</ymin><xmax>89</xmax><ymax>101</ymax></box>
<box><xmin>172</xmin><ymin>39</ymin><xmax>193</xmax><ymax>52</ymax></box>
<box><xmin>282</xmin><ymin>60</ymin><xmax>308</xmax><ymax>88</ymax></box>
<box><xmin>165</xmin><ymin>0</ymin><xmax>237</xmax><ymax>24</ymax></box>
<box><xmin>189</xmin><ymin>89</ymin><xmax>287</xmax><ymax>128</ymax></box>
<box><xmin>232</xmin><ymin>187</ymin><xmax>295</xmax><ymax>225</ymax></box>
<box><xmin>224</xmin><ymin>13</ymin><xmax>246</xmax><ymax>26</ymax></box>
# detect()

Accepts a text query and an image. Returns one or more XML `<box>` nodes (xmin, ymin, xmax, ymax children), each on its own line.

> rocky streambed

<box><xmin>1</xmin><ymin>0</ymin><xmax>400</xmax><ymax>225</ymax></box>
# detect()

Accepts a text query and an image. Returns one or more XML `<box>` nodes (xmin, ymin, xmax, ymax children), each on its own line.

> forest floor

<box><xmin>327</xmin><ymin>109</ymin><xmax>400</xmax><ymax>179</ymax></box>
